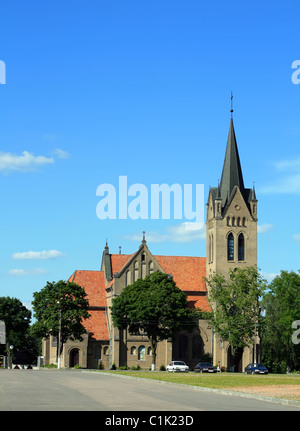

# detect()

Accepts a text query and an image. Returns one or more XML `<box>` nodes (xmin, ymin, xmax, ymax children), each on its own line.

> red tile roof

<box><xmin>68</xmin><ymin>270</ymin><xmax>109</xmax><ymax>340</ymax></box>
<box><xmin>68</xmin><ymin>252</ymin><xmax>210</xmax><ymax>341</ymax></box>
<box><xmin>187</xmin><ymin>295</ymin><xmax>211</xmax><ymax>312</ymax></box>
<box><xmin>84</xmin><ymin>309</ymin><xmax>109</xmax><ymax>340</ymax></box>
<box><xmin>69</xmin><ymin>270</ymin><xmax>106</xmax><ymax>307</ymax></box>
<box><xmin>110</xmin><ymin>253</ymin><xmax>134</xmax><ymax>275</ymax></box>
<box><xmin>155</xmin><ymin>255</ymin><xmax>207</xmax><ymax>293</ymax></box>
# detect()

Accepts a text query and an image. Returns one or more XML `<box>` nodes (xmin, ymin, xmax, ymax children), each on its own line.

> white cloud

<box><xmin>257</xmin><ymin>223</ymin><xmax>274</xmax><ymax>233</ymax></box>
<box><xmin>293</xmin><ymin>234</ymin><xmax>300</xmax><ymax>243</ymax></box>
<box><xmin>167</xmin><ymin>222</ymin><xmax>206</xmax><ymax>242</ymax></box>
<box><xmin>273</xmin><ymin>158</ymin><xmax>300</xmax><ymax>171</ymax></box>
<box><xmin>12</xmin><ymin>250</ymin><xmax>64</xmax><ymax>260</ymax></box>
<box><xmin>9</xmin><ymin>268</ymin><xmax>48</xmax><ymax>276</ymax></box>
<box><xmin>125</xmin><ymin>222</ymin><xmax>206</xmax><ymax>244</ymax></box>
<box><xmin>260</xmin><ymin>173</ymin><xmax>300</xmax><ymax>194</ymax></box>
<box><xmin>0</xmin><ymin>150</ymin><xmax>54</xmax><ymax>173</ymax></box>
<box><xmin>260</xmin><ymin>272</ymin><xmax>280</xmax><ymax>283</ymax></box>
<box><xmin>260</xmin><ymin>157</ymin><xmax>300</xmax><ymax>194</ymax></box>
<box><xmin>53</xmin><ymin>148</ymin><xmax>69</xmax><ymax>159</ymax></box>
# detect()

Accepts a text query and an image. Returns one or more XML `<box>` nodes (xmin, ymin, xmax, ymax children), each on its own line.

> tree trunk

<box><xmin>6</xmin><ymin>340</ymin><xmax>12</xmax><ymax>369</ymax></box>
<box><xmin>150</xmin><ymin>337</ymin><xmax>157</xmax><ymax>371</ymax></box>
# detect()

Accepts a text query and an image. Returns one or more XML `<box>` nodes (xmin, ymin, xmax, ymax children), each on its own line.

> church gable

<box><xmin>111</xmin><ymin>241</ymin><xmax>166</xmax><ymax>296</ymax></box>
<box><xmin>222</xmin><ymin>185</ymin><xmax>252</xmax><ymax>223</ymax></box>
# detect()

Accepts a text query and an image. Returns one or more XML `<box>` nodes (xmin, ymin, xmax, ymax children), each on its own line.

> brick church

<box><xmin>42</xmin><ymin>116</ymin><xmax>259</xmax><ymax>372</ymax></box>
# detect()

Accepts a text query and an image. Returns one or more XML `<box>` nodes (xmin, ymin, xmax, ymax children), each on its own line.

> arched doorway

<box><xmin>69</xmin><ymin>348</ymin><xmax>80</xmax><ymax>368</ymax></box>
<box><xmin>227</xmin><ymin>346</ymin><xmax>243</xmax><ymax>372</ymax></box>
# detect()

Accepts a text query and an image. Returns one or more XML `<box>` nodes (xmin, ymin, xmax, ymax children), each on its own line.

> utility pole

<box><xmin>57</xmin><ymin>303</ymin><xmax>62</xmax><ymax>369</ymax></box>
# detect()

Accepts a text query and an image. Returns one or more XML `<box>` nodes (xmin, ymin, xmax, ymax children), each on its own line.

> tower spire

<box><xmin>230</xmin><ymin>91</ymin><xmax>234</xmax><ymax>117</ymax></box>
<box><xmin>219</xmin><ymin>117</ymin><xmax>245</xmax><ymax>206</ymax></box>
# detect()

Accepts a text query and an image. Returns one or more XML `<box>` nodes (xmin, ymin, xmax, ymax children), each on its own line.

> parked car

<box><xmin>244</xmin><ymin>363</ymin><xmax>268</xmax><ymax>374</ymax></box>
<box><xmin>166</xmin><ymin>361</ymin><xmax>189</xmax><ymax>372</ymax></box>
<box><xmin>194</xmin><ymin>362</ymin><xmax>217</xmax><ymax>373</ymax></box>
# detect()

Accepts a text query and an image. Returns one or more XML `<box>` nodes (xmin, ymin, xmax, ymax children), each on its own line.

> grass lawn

<box><xmin>106</xmin><ymin>370</ymin><xmax>300</xmax><ymax>391</ymax></box>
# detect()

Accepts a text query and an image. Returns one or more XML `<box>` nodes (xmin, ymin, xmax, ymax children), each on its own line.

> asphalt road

<box><xmin>0</xmin><ymin>369</ymin><xmax>299</xmax><ymax>412</ymax></box>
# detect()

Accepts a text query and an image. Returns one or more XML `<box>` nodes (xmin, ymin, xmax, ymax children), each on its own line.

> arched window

<box><xmin>227</xmin><ymin>216</ymin><xmax>231</xmax><ymax>227</ymax></box>
<box><xmin>238</xmin><ymin>233</ymin><xmax>245</xmax><ymax>261</ymax></box>
<box><xmin>227</xmin><ymin>233</ymin><xmax>234</xmax><ymax>261</ymax></box>
<box><xmin>138</xmin><ymin>346</ymin><xmax>146</xmax><ymax>361</ymax></box>
<box><xmin>147</xmin><ymin>346</ymin><xmax>152</xmax><ymax>356</ymax></box>
<box><xmin>130</xmin><ymin>346</ymin><xmax>137</xmax><ymax>355</ymax></box>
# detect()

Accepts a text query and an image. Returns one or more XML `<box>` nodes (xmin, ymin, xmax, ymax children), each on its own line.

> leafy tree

<box><xmin>205</xmin><ymin>266</ymin><xmax>267</xmax><ymax>355</ymax></box>
<box><xmin>110</xmin><ymin>272</ymin><xmax>197</xmax><ymax>370</ymax></box>
<box><xmin>261</xmin><ymin>270</ymin><xmax>300</xmax><ymax>372</ymax></box>
<box><xmin>32</xmin><ymin>280</ymin><xmax>90</xmax><ymax>363</ymax></box>
<box><xmin>0</xmin><ymin>297</ymin><xmax>31</xmax><ymax>367</ymax></box>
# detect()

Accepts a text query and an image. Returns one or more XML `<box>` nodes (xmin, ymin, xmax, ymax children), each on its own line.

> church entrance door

<box><xmin>227</xmin><ymin>346</ymin><xmax>243</xmax><ymax>372</ymax></box>
<box><xmin>69</xmin><ymin>348</ymin><xmax>80</xmax><ymax>367</ymax></box>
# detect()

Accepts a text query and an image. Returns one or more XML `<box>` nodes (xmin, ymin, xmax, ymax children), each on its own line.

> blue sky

<box><xmin>1</xmin><ymin>0</ymin><xmax>300</xmax><ymax>313</ymax></box>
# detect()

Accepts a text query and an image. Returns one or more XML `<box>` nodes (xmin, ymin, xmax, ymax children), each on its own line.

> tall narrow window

<box><xmin>238</xmin><ymin>233</ymin><xmax>245</xmax><ymax>261</ymax></box>
<box><xmin>149</xmin><ymin>261</ymin><xmax>154</xmax><ymax>274</ymax></box>
<box><xmin>126</xmin><ymin>270</ymin><xmax>131</xmax><ymax>287</ymax></box>
<box><xmin>134</xmin><ymin>261</ymin><xmax>139</xmax><ymax>281</ymax></box>
<box><xmin>227</xmin><ymin>233</ymin><xmax>234</xmax><ymax>261</ymax></box>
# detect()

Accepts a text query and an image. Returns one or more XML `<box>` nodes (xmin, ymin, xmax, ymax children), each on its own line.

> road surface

<box><xmin>0</xmin><ymin>369</ymin><xmax>299</xmax><ymax>412</ymax></box>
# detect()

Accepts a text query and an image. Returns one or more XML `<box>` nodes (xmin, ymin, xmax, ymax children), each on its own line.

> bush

<box><xmin>97</xmin><ymin>360</ymin><xmax>104</xmax><ymax>370</ymax></box>
<box><xmin>159</xmin><ymin>364</ymin><xmax>166</xmax><ymax>371</ymax></box>
<box><xmin>118</xmin><ymin>364</ymin><xmax>128</xmax><ymax>370</ymax></box>
<box><xmin>45</xmin><ymin>363</ymin><xmax>57</xmax><ymax>368</ymax></box>
<box><xmin>110</xmin><ymin>363</ymin><xmax>117</xmax><ymax>370</ymax></box>
<box><xmin>130</xmin><ymin>365</ymin><xmax>141</xmax><ymax>370</ymax></box>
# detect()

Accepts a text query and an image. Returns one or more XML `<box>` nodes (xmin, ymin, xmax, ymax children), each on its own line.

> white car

<box><xmin>166</xmin><ymin>361</ymin><xmax>189</xmax><ymax>372</ymax></box>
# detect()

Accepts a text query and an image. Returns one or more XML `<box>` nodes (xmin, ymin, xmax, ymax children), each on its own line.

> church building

<box><xmin>42</xmin><ymin>116</ymin><xmax>259</xmax><ymax>372</ymax></box>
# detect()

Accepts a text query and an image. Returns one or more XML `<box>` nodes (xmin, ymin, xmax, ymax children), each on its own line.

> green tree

<box><xmin>110</xmin><ymin>272</ymin><xmax>196</xmax><ymax>370</ymax></box>
<box><xmin>205</xmin><ymin>266</ymin><xmax>267</xmax><ymax>355</ymax></box>
<box><xmin>0</xmin><ymin>297</ymin><xmax>31</xmax><ymax>367</ymax></box>
<box><xmin>32</xmin><ymin>280</ymin><xmax>90</xmax><ymax>364</ymax></box>
<box><xmin>261</xmin><ymin>270</ymin><xmax>300</xmax><ymax>372</ymax></box>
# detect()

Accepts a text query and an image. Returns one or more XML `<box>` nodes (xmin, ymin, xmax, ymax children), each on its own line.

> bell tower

<box><xmin>206</xmin><ymin>117</ymin><xmax>257</xmax><ymax>285</ymax></box>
